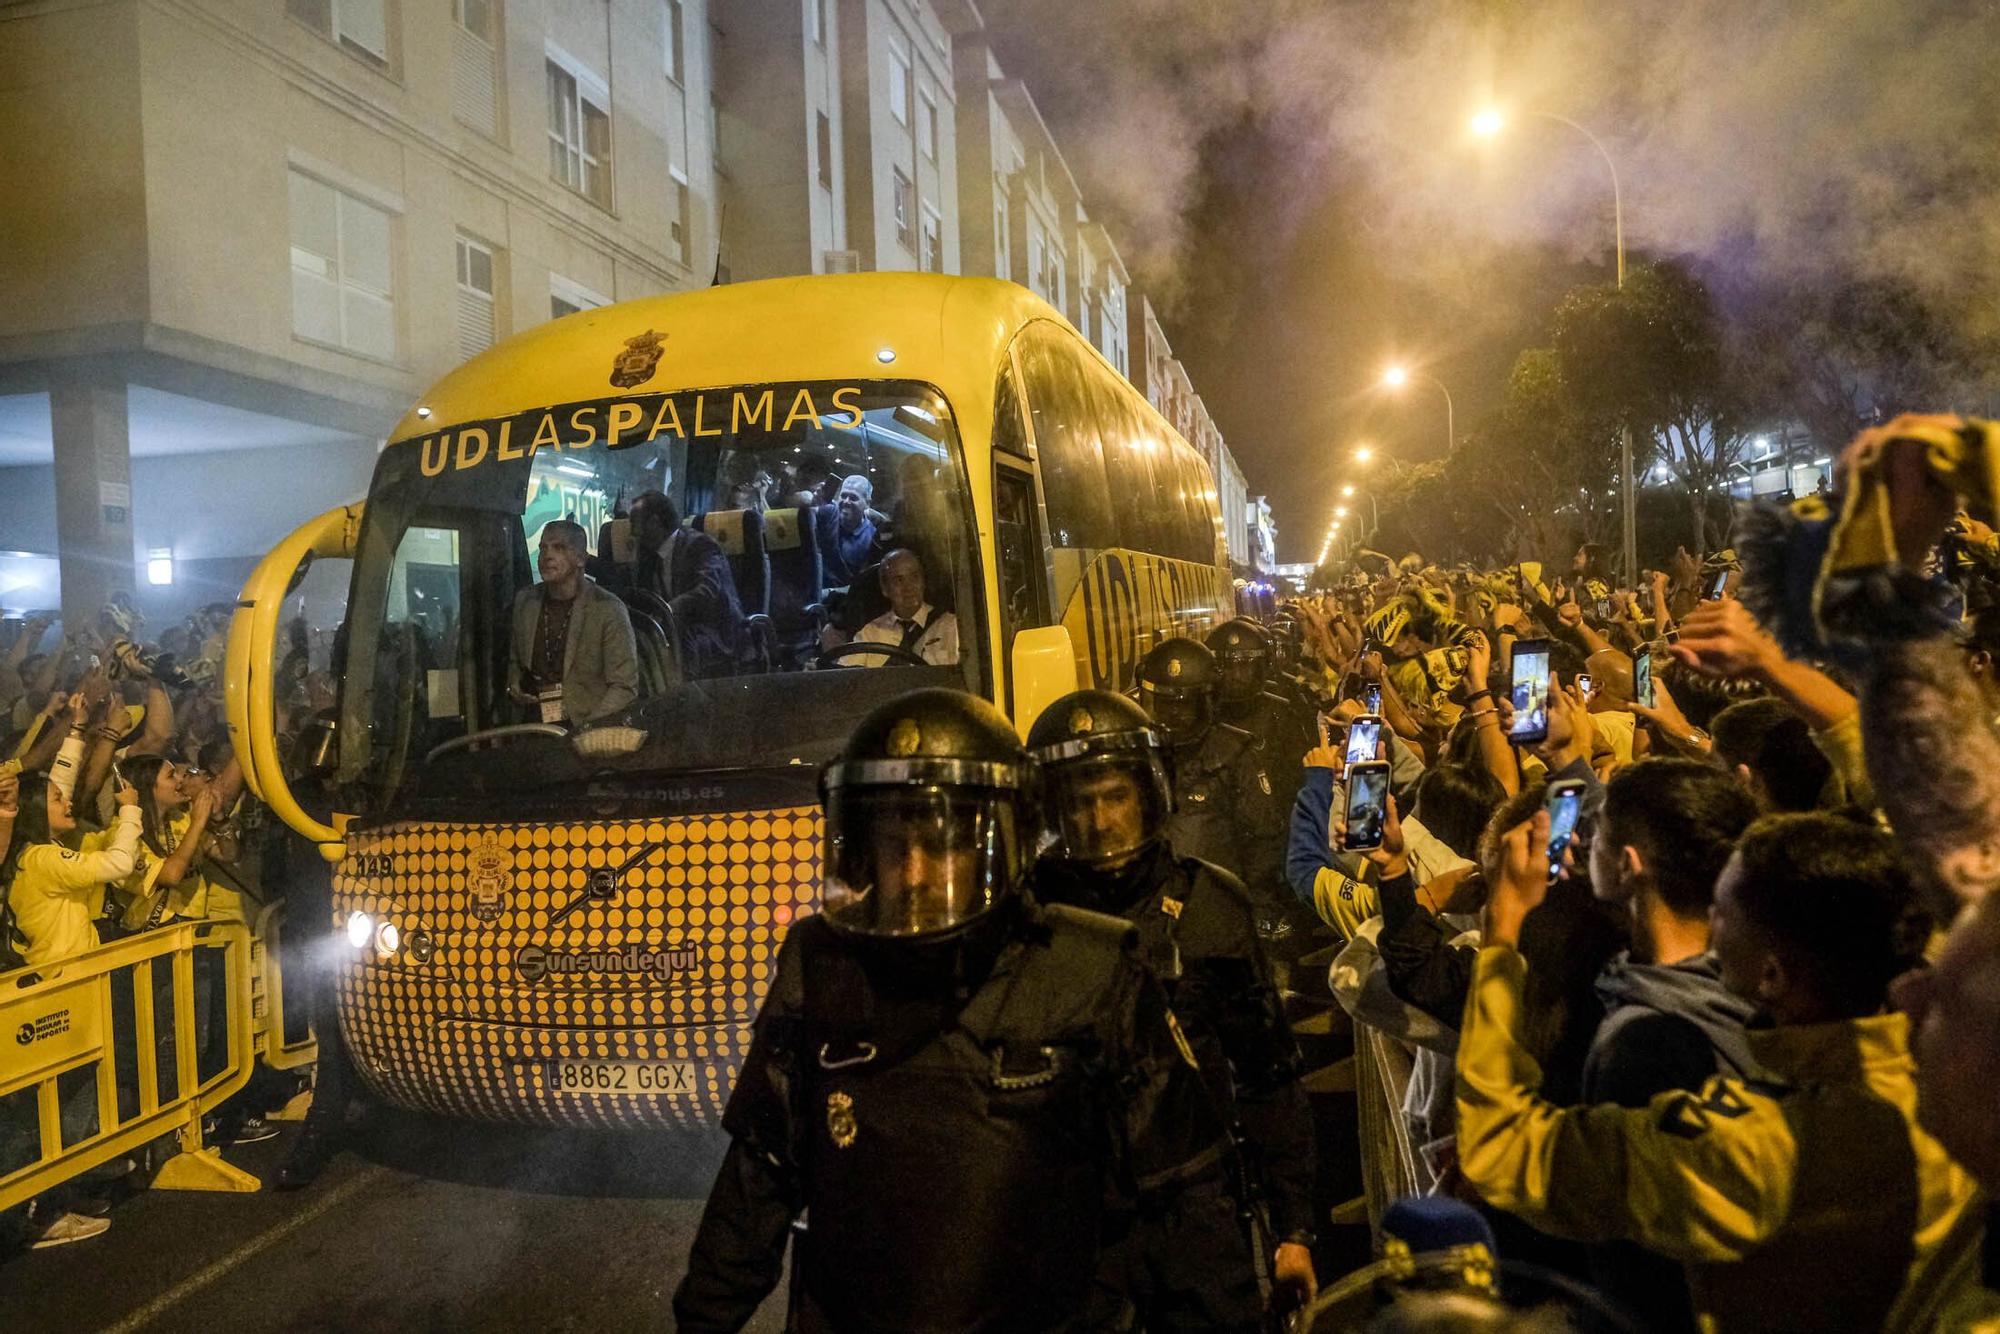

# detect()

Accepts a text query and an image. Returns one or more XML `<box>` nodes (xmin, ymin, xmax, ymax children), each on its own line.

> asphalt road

<box><xmin>5</xmin><ymin>1112</ymin><xmax>785</xmax><ymax>1333</ymax></box>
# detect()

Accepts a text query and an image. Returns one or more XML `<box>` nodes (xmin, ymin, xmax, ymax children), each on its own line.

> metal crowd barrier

<box><xmin>250</xmin><ymin>902</ymin><xmax>319</xmax><ymax>1076</ymax></box>
<box><xmin>0</xmin><ymin>921</ymin><xmax>261</xmax><ymax>1213</ymax></box>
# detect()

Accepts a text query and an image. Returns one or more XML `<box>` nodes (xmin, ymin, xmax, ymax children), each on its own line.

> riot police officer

<box><xmin>673</xmin><ymin>688</ymin><xmax>1183</xmax><ymax>1333</ymax></box>
<box><xmin>1137</xmin><ymin>637</ymin><xmax>1311</xmax><ymax>942</ymax></box>
<box><xmin>1029</xmin><ymin>689</ymin><xmax>1319</xmax><ymax>1329</ymax></box>
<box><xmin>1206</xmin><ymin>619</ymin><xmax>1317</xmax><ymax>769</ymax></box>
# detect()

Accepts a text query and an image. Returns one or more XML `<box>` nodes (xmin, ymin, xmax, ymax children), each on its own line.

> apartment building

<box><xmin>0</xmin><ymin>0</ymin><xmax>719</xmax><ymax>623</ymax></box>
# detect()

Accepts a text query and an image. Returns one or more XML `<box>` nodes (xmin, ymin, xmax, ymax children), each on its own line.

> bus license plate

<box><xmin>551</xmin><ymin>1060</ymin><xmax>696</xmax><ymax>1095</ymax></box>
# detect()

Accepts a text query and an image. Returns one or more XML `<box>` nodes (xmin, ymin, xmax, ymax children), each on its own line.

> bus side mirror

<box><xmin>1008</xmin><ymin>625</ymin><xmax>1079</xmax><ymax>738</ymax></box>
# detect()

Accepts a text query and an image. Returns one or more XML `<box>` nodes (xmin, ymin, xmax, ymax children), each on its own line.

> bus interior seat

<box><xmin>626</xmin><ymin>606</ymin><xmax>675</xmax><ymax>698</ymax></box>
<box><xmin>590</xmin><ymin>517</ymin><xmax>636</xmax><ymax>594</ymax></box>
<box><xmin>695</xmin><ymin>507</ymin><xmax>776</xmax><ymax>672</ymax></box>
<box><xmin>763</xmin><ymin>504</ymin><xmax>826</xmax><ymax>668</ymax></box>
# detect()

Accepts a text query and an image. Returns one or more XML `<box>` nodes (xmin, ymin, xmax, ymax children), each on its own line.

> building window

<box><xmin>816</xmin><ymin>111</ymin><xmax>834</xmax><ymax>190</ymax></box>
<box><xmin>663</xmin><ymin>0</ymin><xmax>685</xmax><ymax>85</ymax></box>
<box><xmin>917</xmin><ymin>85</ymin><xmax>937</xmax><ymax>159</ymax></box>
<box><xmin>1028</xmin><ymin>231</ymin><xmax>1044</xmax><ymax>299</ymax></box>
<box><xmin>670</xmin><ymin>169</ymin><xmax>690</xmax><ymax>265</ymax></box>
<box><xmin>288</xmin><ymin>0</ymin><xmax>389</xmax><ymax>69</ymax></box>
<box><xmin>807</xmin><ymin>0</ymin><xmax>826</xmax><ymax>46</ymax></box>
<box><xmin>921</xmin><ymin>205</ymin><xmax>942</xmax><ymax>273</ymax></box>
<box><xmin>547</xmin><ymin>54</ymin><xmax>612</xmax><ymax>207</ymax></box>
<box><xmin>550</xmin><ymin>274</ymin><xmax>609</xmax><ymax>320</ymax></box>
<box><xmin>892</xmin><ymin>168</ymin><xmax>914</xmax><ymax>253</ymax></box>
<box><xmin>452</xmin><ymin>0</ymin><xmax>499</xmax><ymax>136</ymax></box>
<box><xmin>289</xmin><ymin>169</ymin><xmax>395</xmax><ymax>360</ymax></box>
<box><xmin>455</xmin><ymin>233</ymin><xmax>496</xmax><ymax>359</ymax></box>
<box><xmin>994</xmin><ymin>185</ymin><xmax>1009</xmax><ymax>281</ymax></box>
<box><xmin>888</xmin><ymin>35</ymin><xmax>911</xmax><ymax>125</ymax></box>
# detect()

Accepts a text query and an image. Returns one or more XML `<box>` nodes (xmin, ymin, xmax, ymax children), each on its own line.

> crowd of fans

<box><xmin>0</xmin><ymin>596</ymin><xmax>308</xmax><ymax>1251</ymax></box>
<box><xmin>1235</xmin><ymin>412</ymin><xmax>2000</xmax><ymax>1329</ymax></box>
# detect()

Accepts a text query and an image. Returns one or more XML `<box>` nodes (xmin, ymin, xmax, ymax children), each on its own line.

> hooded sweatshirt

<box><xmin>1582</xmin><ymin>950</ymin><xmax>1765</xmax><ymax>1333</ymax></box>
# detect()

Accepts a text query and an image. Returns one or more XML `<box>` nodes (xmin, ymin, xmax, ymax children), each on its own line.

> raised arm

<box><xmin>1860</xmin><ymin>639</ymin><xmax>2000</xmax><ymax>911</ymax></box>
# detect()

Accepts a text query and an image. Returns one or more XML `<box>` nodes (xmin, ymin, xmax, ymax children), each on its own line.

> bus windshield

<box><xmin>336</xmin><ymin>378</ymin><xmax>980</xmax><ymax>813</ymax></box>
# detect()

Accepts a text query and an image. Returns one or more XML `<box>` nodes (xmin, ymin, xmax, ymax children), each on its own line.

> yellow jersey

<box><xmin>7</xmin><ymin>806</ymin><xmax>140</xmax><ymax>966</ymax></box>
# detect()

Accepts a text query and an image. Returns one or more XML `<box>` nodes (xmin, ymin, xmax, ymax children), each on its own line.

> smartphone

<box><xmin>1508</xmin><ymin>638</ymin><xmax>1552</xmax><ymax>745</ymax></box>
<box><xmin>1545</xmin><ymin>779</ymin><xmax>1587</xmax><ymax>879</ymax></box>
<box><xmin>1703</xmin><ymin>567</ymin><xmax>1730</xmax><ymax>601</ymax></box>
<box><xmin>1575</xmin><ymin>672</ymin><xmax>1595</xmax><ymax>699</ymax></box>
<box><xmin>1595</xmin><ymin>597</ymin><xmax>1613</xmax><ymax>623</ymax></box>
<box><xmin>1345</xmin><ymin>715</ymin><xmax>1383</xmax><ymax>768</ymax></box>
<box><xmin>1342</xmin><ymin>760</ymin><xmax>1391</xmax><ymax>851</ymax></box>
<box><xmin>1635</xmin><ymin>649</ymin><xmax>1656</xmax><ymax>709</ymax></box>
<box><xmin>1362</xmin><ymin>682</ymin><xmax>1383</xmax><ymax>714</ymax></box>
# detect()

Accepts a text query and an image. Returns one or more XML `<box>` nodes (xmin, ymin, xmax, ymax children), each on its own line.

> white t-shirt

<box><xmin>852</xmin><ymin>603</ymin><xmax>959</xmax><ymax>667</ymax></box>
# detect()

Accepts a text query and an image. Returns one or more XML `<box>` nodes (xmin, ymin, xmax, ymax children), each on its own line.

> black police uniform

<box><xmin>1038</xmin><ymin>846</ymin><xmax>1317</xmax><ymax>1331</ymax></box>
<box><xmin>673</xmin><ymin>688</ymin><xmax>1191</xmax><ymax>1334</ymax></box>
<box><xmin>1028</xmin><ymin>688</ymin><xmax>1316</xmax><ymax>1332</ymax></box>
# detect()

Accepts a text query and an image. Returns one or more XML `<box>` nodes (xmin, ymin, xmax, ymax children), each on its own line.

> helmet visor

<box><xmin>822</xmin><ymin>787</ymin><xmax>1023</xmax><ymax>937</ymax></box>
<box><xmin>1140</xmin><ymin>684</ymin><xmax>1211</xmax><ymax>746</ymax></box>
<box><xmin>1215</xmin><ymin>652</ymin><xmax>1264</xmax><ymax>703</ymax></box>
<box><xmin>1042</xmin><ymin>755</ymin><xmax>1171</xmax><ymax>866</ymax></box>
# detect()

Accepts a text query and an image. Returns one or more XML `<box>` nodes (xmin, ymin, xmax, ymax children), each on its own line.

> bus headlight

<box><xmin>405</xmin><ymin>928</ymin><xmax>434</xmax><ymax>965</ymax></box>
<box><xmin>345</xmin><ymin>911</ymin><xmax>375</xmax><ymax>950</ymax></box>
<box><xmin>375</xmin><ymin>920</ymin><xmax>402</xmax><ymax>957</ymax></box>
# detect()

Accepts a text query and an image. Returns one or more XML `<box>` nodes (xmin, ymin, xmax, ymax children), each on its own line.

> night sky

<box><xmin>982</xmin><ymin>0</ymin><xmax>2000</xmax><ymax>561</ymax></box>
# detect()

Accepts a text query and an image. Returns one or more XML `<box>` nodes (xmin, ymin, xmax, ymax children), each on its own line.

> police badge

<box><xmin>826</xmin><ymin>1090</ymin><xmax>858</xmax><ymax>1148</ymax></box>
<box><xmin>609</xmin><ymin>329</ymin><xmax>665</xmax><ymax>389</ymax></box>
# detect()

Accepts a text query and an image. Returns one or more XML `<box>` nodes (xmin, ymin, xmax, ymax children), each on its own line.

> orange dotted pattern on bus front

<box><xmin>330</xmin><ymin>807</ymin><xmax>822</xmax><ymax>1129</ymax></box>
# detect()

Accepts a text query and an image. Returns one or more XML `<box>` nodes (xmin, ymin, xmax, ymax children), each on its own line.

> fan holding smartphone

<box><xmin>1508</xmin><ymin>638</ymin><xmax>1553</xmax><ymax>745</ymax></box>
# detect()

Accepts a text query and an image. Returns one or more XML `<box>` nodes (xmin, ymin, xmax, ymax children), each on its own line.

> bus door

<box><xmin>992</xmin><ymin>457</ymin><xmax>1053</xmax><ymax>717</ymax></box>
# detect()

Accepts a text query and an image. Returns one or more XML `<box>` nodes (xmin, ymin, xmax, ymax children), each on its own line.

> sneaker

<box><xmin>28</xmin><ymin>1211</ymin><xmax>110</xmax><ymax>1249</ymax></box>
<box><xmin>231</xmin><ymin>1115</ymin><xmax>279</xmax><ymax>1145</ymax></box>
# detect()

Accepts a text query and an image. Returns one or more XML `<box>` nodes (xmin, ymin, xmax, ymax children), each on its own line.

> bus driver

<box><xmin>851</xmin><ymin>549</ymin><xmax>958</xmax><ymax>667</ymax></box>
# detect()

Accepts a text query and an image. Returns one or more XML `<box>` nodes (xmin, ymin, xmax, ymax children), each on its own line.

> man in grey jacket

<box><xmin>510</xmin><ymin>519</ymin><xmax>639</xmax><ymax>726</ymax></box>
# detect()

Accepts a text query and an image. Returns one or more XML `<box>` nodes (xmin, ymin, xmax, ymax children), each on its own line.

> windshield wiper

<box><xmin>425</xmin><ymin>723</ymin><xmax>568</xmax><ymax>765</ymax></box>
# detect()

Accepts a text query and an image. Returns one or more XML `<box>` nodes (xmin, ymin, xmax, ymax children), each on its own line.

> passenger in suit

<box><xmin>509</xmin><ymin>519</ymin><xmax>639</xmax><ymax>726</ymax></box>
<box><xmin>630</xmin><ymin>491</ymin><xmax>745</xmax><ymax>680</ymax></box>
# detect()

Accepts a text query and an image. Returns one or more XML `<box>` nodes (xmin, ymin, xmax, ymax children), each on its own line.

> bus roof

<box><xmin>387</xmin><ymin>273</ymin><xmax>1071</xmax><ymax>445</ymax></box>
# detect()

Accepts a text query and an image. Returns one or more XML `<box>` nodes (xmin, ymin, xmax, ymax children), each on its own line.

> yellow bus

<box><xmin>227</xmin><ymin>273</ymin><xmax>1231</xmax><ymax>1129</ymax></box>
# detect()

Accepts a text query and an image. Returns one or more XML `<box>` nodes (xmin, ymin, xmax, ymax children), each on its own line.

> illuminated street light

<box><xmin>1334</xmin><ymin>505</ymin><xmax>1348</xmax><ymax>518</ymax></box>
<box><xmin>1341</xmin><ymin>484</ymin><xmax>1355</xmax><ymax>497</ymax></box>
<box><xmin>1471</xmin><ymin>102</ymin><xmax>1633</xmax><ymax>581</ymax></box>
<box><xmin>1354</xmin><ymin>445</ymin><xmax>1373</xmax><ymax>464</ymax></box>
<box><xmin>1379</xmin><ymin>365</ymin><xmax>1455</xmax><ymax>453</ymax></box>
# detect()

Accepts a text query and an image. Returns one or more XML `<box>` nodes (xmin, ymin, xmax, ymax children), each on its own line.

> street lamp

<box><xmin>1472</xmin><ymin>104</ymin><xmax>1634</xmax><ymax>582</ymax></box>
<box><xmin>1341</xmin><ymin>484</ymin><xmax>1354</xmax><ymax>497</ymax></box>
<box><xmin>1379</xmin><ymin>364</ymin><xmax>1455</xmax><ymax>454</ymax></box>
<box><xmin>1354</xmin><ymin>445</ymin><xmax>1373</xmax><ymax>463</ymax></box>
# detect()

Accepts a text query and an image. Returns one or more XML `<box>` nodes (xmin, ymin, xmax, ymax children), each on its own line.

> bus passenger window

<box><xmin>1017</xmin><ymin>325</ymin><xmax>1114</xmax><ymax>551</ymax></box>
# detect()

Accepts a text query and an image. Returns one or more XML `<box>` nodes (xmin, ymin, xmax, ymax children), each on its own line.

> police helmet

<box><xmin>1135</xmin><ymin>637</ymin><xmax>1216</xmax><ymax>747</ymax></box>
<box><xmin>1027</xmin><ymin>690</ymin><xmax>1173</xmax><ymax>869</ymax></box>
<box><xmin>1205</xmin><ymin>619</ymin><xmax>1271</xmax><ymax>703</ymax></box>
<box><xmin>820</xmin><ymin>688</ymin><xmax>1033</xmax><ymax>939</ymax></box>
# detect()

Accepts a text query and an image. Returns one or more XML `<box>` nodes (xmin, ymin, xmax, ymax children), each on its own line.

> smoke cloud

<box><xmin>985</xmin><ymin>0</ymin><xmax>2000</xmax><ymax>323</ymax></box>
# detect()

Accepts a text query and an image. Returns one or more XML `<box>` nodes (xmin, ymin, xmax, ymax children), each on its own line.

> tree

<box><xmin>1554</xmin><ymin>261</ymin><xmax>1749</xmax><ymax>554</ymax></box>
<box><xmin>1745</xmin><ymin>276</ymin><xmax>2000</xmax><ymax>451</ymax></box>
<box><xmin>1430</xmin><ymin>347</ymin><xmax>1622</xmax><ymax>565</ymax></box>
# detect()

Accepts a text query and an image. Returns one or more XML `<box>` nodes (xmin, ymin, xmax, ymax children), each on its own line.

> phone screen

<box><xmin>1635</xmin><ymin>650</ymin><xmax>1655</xmax><ymax>708</ymax></box>
<box><xmin>1342</xmin><ymin>762</ymin><xmax>1390</xmax><ymax>851</ymax></box>
<box><xmin>1546</xmin><ymin>781</ymin><xmax>1585</xmax><ymax>878</ymax></box>
<box><xmin>1704</xmin><ymin>568</ymin><xmax>1730</xmax><ymax>600</ymax></box>
<box><xmin>1575</xmin><ymin>672</ymin><xmax>1595</xmax><ymax>698</ymax></box>
<box><xmin>1508</xmin><ymin>639</ymin><xmax>1552</xmax><ymax>744</ymax></box>
<box><xmin>1363</xmin><ymin>683</ymin><xmax>1383</xmax><ymax>714</ymax></box>
<box><xmin>1345</xmin><ymin>716</ymin><xmax>1382</xmax><ymax>768</ymax></box>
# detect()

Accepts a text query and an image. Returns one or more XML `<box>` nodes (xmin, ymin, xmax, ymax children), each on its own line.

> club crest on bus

<box><xmin>466</xmin><ymin>834</ymin><xmax>515</xmax><ymax>923</ymax></box>
<box><xmin>609</xmin><ymin>329</ymin><xmax>666</xmax><ymax>388</ymax></box>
